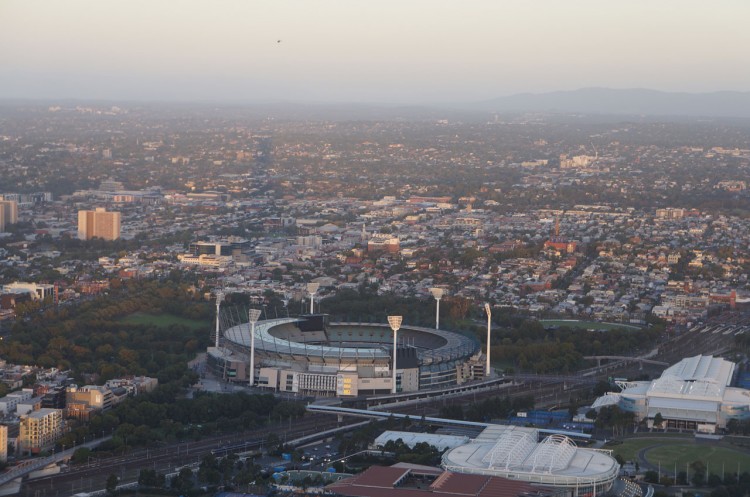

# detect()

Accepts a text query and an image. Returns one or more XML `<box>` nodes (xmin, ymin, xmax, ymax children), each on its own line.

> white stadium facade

<box><xmin>593</xmin><ymin>355</ymin><xmax>750</xmax><ymax>433</ymax></box>
<box><xmin>441</xmin><ymin>425</ymin><xmax>620</xmax><ymax>497</ymax></box>
<box><xmin>206</xmin><ymin>314</ymin><xmax>484</xmax><ymax>397</ymax></box>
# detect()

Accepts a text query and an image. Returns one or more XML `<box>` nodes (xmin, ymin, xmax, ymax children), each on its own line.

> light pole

<box><xmin>307</xmin><ymin>282</ymin><xmax>320</xmax><ymax>314</ymax></box>
<box><xmin>283</xmin><ymin>293</ymin><xmax>291</xmax><ymax>317</ymax></box>
<box><xmin>248</xmin><ymin>309</ymin><xmax>261</xmax><ymax>386</ymax></box>
<box><xmin>484</xmin><ymin>303</ymin><xmax>492</xmax><ymax>378</ymax></box>
<box><xmin>429</xmin><ymin>288</ymin><xmax>444</xmax><ymax>330</ymax></box>
<box><xmin>214</xmin><ymin>290</ymin><xmax>224</xmax><ymax>348</ymax></box>
<box><xmin>388</xmin><ymin>315</ymin><xmax>402</xmax><ymax>394</ymax></box>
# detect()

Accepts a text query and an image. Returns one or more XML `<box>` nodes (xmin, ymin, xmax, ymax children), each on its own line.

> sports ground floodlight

<box><xmin>484</xmin><ymin>303</ymin><xmax>492</xmax><ymax>378</ymax></box>
<box><xmin>307</xmin><ymin>282</ymin><xmax>320</xmax><ymax>314</ymax></box>
<box><xmin>429</xmin><ymin>287</ymin><xmax>444</xmax><ymax>329</ymax></box>
<box><xmin>388</xmin><ymin>315</ymin><xmax>403</xmax><ymax>393</ymax></box>
<box><xmin>248</xmin><ymin>308</ymin><xmax>262</xmax><ymax>386</ymax></box>
<box><xmin>214</xmin><ymin>290</ymin><xmax>225</xmax><ymax>348</ymax></box>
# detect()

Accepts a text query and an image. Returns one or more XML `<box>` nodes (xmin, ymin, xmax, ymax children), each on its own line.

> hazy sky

<box><xmin>2</xmin><ymin>0</ymin><xmax>749</xmax><ymax>103</ymax></box>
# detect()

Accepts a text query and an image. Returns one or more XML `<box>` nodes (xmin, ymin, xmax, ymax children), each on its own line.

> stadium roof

<box><xmin>646</xmin><ymin>355</ymin><xmax>734</xmax><ymax>400</ymax></box>
<box><xmin>224</xmin><ymin>317</ymin><xmax>391</xmax><ymax>360</ymax></box>
<box><xmin>222</xmin><ymin>318</ymin><xmax>477</xmax><ymax>364</ymax></box>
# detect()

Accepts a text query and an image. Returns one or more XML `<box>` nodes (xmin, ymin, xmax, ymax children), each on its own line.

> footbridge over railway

<box><xmin>305</xmin><ymin>404</ymin><xmax>591</xmax><ymax>440</ymax></box>
<box><xmin>584</xmin><ymin>355</ymin><xmax>669</xmax><ymax>369</ymax></box>
<box><xmin>0</xmin><ymin>437</ymin><xmax>110</xmax><ymax>488</ymax></box>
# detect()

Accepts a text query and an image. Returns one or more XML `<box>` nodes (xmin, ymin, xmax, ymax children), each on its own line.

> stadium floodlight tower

<box><xmin>307</xmin><ymin>282</ymin><xmax>320</xmax><ymax>314</ymax></box>
<box><xmin>429</xmin><ymin>287</ymin><xmax>444</xmax><ymax>329</ymax></box>
<box><xmin>214</xmin><ymin>290</ymin><xmax>225</xmax><ymax>348</ymax></box>
<box><xmin>484</xmin><ymin>303</ymin><xmax>492</xmax><ymax>378</ymax></box>
<box><xmin>248</xmin><ymin>309</ymin><xmax>262</xmax><ymax>387</ymax></box>
<box><xmin>387</xmin><ymin>315</ymin><xmax>403</xmax><ymax>394</ymax></box>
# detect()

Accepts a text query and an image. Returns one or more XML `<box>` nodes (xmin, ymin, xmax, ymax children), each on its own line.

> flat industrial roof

<box><xmin>374</xmin><ymin>431</ymin><xmax>470</xmax><ymax>452</ymax></box>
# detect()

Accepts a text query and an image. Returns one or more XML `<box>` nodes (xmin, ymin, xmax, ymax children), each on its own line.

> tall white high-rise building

<box><xmin>0</xmin><ymin>200</ymin><xmax>18</xmax><ymax>232</ymax></box>
<box><xmin>0</xmin><ymin>425</ymin><xmax>7</xmax><ymax>462</ymax></box>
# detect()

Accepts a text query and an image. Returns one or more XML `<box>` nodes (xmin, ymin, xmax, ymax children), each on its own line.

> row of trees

<box><xmin>134</xmin><ymin>451</ymin><xmax>269</xmax><ymax>495</ymax></box>
<box><xmin>645</xmin><ymin>463</ymin><xmax>750</xmax><ymax>497</ymax></box>
<box><xmin>62</xmin><ymin>391</ymin><xmax>305</xmax><ymax>456</ymax></box>
<box><xmin>381</xmin><ymin>439</ymin><xmax>444</xmax><ymax>466</ymax></box>
<box><xmin>439</xmin><ymin>395</ymin><xmax>535</xmax><ymax>422</ymax></box>
<box><xmin>321</xmin><ymin>289</ymin><xmax>658</xmax><ymax>375</ymax></box>
<box><xmin>490</xmin><ymin>319</ymin><xmax>662</xmax><ymax>374</ymax></box>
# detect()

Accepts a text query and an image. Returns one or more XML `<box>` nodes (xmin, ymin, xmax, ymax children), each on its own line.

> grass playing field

<box><xmin>540</xmin><ymin>319</ymin><xmax>642</xmax><ymax>331</ymax></box>
<box><xmin>119</xmin><ymin>312</ymin><xmax>210</xmax><ymax>330</ymax></box>
<box><xmin>606</xmin><ymin>438</ymin><xmax>750</xmax><ymax>474</ymax></box>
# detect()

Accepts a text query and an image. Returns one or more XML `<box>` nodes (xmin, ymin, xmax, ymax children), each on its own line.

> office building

<box><xmin>78</xmin><ymin>208</ymin><xmax>121</xmax><ymax>240</ymax></box>
<box><xmin>2</xmin><ymin>282</ymin><xmax>55</xmax><ymax>301</ymax></box>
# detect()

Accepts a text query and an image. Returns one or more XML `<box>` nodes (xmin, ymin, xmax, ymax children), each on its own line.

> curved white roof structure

<box><xmin>591</xmin><ymin>393</ymin><xmax>621</xmax><ymax>409</ymax></box>
<box><xmin>481</xmin><ymin>427</ymin><xmax>538</xmax><ymax>471</ymax></box>
<box><xmin>442</xmin><ymin>425</ymin><xmax>619</xmax><ymax>495</ymax></box>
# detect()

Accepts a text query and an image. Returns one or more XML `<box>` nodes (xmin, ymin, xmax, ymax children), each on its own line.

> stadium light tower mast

<box><xmin>484</xmin><ymin>303</ymin><xmax>492</xmax><ymax>378</ymax></box>
<box><xmin>214</xmin><ymin>290</ymin><xmax>225</xmax><ymax>348</ymax></box>
<box><xmin>248</xmin><ymin>309</ymin><xmax>262</xmax><ymax>387</ymax></box>
<box><xmin>388</xmin><ymin>315</ymin><xmax>402</xmax><ymax>394</ymax></box>
<box><xmin>307</xmin><ymin>282</ymin><xmax>320</xmax><ymax>314</ymax></box>
<box><xmin>429</xmin><ymin>288</ymin><xmax>444</xmax><ymax>329</ymax></box>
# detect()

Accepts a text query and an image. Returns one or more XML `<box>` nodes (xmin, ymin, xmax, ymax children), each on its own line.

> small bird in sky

<box><xmin>277</xmin><ymin>40</ymin><xmax>281</xmax><ymax>43</ymax></box>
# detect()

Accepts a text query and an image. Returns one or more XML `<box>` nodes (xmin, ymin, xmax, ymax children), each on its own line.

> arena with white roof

<box><xmin>441</xmin><ymin>425</ymin><xmax>619</xmax><ymax>497</ymax></box>
<box><xmin>593</xmin><ymin>355</ymin><xmax>750</xmax><ymax>432</ymax></box>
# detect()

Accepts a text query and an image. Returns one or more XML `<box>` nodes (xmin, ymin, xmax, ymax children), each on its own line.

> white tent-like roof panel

<box><xmin>648</xmin><ymin>355</ymin><xmax>734</xmax><ymax>400</ymax></box>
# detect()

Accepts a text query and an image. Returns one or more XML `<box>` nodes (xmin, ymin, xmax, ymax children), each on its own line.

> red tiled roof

<box><xmin>327</xmin><ymin>467</ymin><xmax>541</xmax><ymax>497</ymax></box>
<box><xmin>429</xmin><ymin>472</ymin><xmax>488</xmax><ymax>495</ymax></box>
<box><xmin>346</xmin><ymin>466</ymin><xmax>412</xmax><ymax>488</ymax></box>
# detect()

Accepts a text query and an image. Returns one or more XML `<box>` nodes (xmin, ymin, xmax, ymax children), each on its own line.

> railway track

<box><xmin>19</xmin><ymin>414</ymin><xmax>344</xmax><ymax>497</ymax></box>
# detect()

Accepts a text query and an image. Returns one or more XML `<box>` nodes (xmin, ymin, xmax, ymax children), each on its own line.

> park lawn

<box><xmin>540</xmin><ymin>319</ymin><xmax>642</xmax><ymax>331</ymax></box>
<box><xmin>119</xmin><ymin>312</ymin><xmax>210</xmax><ymax>330</ymax></box>
<box><xmin>491</xmin><ymin>358</ymin><xmax>515</xmax><ymax>372</ymax></box>
<box><xmin>645</xmin><ymin>443</ymin><xmax>750</xmax><ymax>475</ymax></box>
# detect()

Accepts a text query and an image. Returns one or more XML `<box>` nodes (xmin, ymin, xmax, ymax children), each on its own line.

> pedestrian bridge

<box><xmin>584</xmin><ymin>355</ymin><xmax>669</xmax><ymax>368</ymax></box>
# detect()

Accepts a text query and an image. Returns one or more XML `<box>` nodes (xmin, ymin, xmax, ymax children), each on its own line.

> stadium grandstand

<box><xmin>441</xmin><ymin>425</ymin><xmax>619</xmax><ymax>497</ymax></box>
<box><xmin>592</xmin><ymin>354</ymin><xmax>750</xmax><ymax>433</ymax></box>
<box><xmin>207</xmin><ymin>314</ymin><xmax>483</xmax><ymax>397</ymax></box>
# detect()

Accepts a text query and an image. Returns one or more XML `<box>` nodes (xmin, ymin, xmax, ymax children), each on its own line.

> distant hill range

<box><xmin>461</xmin><ymin>88</ymin><xmax>750</xmax><ymax>119</ymax></box>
